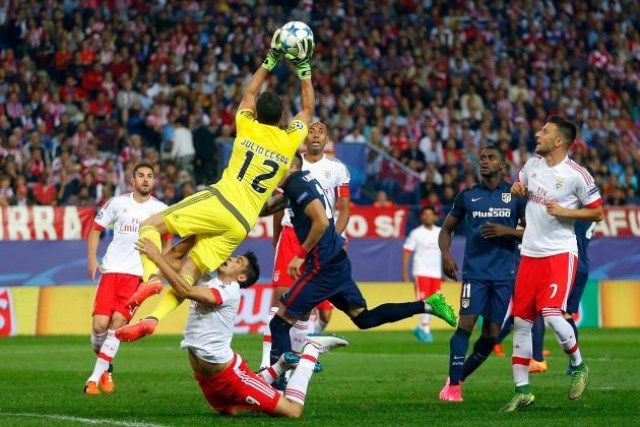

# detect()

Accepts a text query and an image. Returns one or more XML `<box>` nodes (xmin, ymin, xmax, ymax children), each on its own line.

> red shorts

<box><xmin>512</xmin><ymin>253</ymin><xmax>578</xmax><ymax>321</ymax></box>
<box><xmin>272</xmin><ymin>226</ymin><xmax>303</xmax><ymax>288</ymax></box>
<box><xmin>92</xmin><ymin>272</ymin><xmax>142</xmax><ymax>321</ymax></box>
<box><xmin>273</xmin><ymin>226</ymin><xmax>333</xmax><ymax>311</ymax></box>
<box><xmin>195</xmin><ymin>354</ymin><xmax>280</xmax><ymax>415</ymax></box>
<box><xmin>414</xmin><ymin>276</ymin><xmax>442</xmax><ymax>300</ymax></box>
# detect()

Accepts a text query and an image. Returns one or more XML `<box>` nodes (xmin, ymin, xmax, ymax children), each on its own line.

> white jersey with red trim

<box><xmin>281</xmin><ymin>154</ymin><xmax>350</xmax><ymax>227</ymax></box>
<box><xmin>94</xmin><ymin>193</ymin><xmax>167</xmax><ymax>276</ymax></box>
<box><xmin>403</xmin><ymin>225</ymin><xmax>442</xmax><ymax>278</ymax></box>
<box><xmin>180</xmin><ymin>276</ymin><xmax>240</xmax><ymax>364</ymax></box>
<box><xmin>518</xmin><ymin>156</ymin><xmax>602</xmax><ymax>257</ymax></box>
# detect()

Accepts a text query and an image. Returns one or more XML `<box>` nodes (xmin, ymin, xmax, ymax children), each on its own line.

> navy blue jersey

<box><xmin>282</xmin><ymin>170</ymin><xmax>345</xmax><ymax>264</ymax></box>
<box><xmin>574</xmin><ymin>220</ymin><xmax>594</xmax><ymax>273</ymax></box>
<box><xmin>449</xmin><ymin>180</ymin><xmax>526</xmax><ymax>281</ymax></box>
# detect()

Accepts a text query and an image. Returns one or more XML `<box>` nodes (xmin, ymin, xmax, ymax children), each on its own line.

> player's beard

<box><xmin>136</xmin><ymin>186</ymin><xmax>151</xmax><ymax>196</ymax></box>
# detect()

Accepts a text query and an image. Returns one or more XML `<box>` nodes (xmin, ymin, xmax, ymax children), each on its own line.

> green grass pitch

<box><xmin>1</xmin><ymin>329</ymin><xmax>639</xmax><ymax>426</ymax></box>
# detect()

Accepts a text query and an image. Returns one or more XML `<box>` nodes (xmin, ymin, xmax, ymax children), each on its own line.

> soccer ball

<box><xmin>278</xmin><ymin>21</ymin><xmax>314</xmax><ymax>59</ymax></box>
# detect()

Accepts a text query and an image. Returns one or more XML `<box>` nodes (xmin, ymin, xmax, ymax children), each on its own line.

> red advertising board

<box><xmin>0</xmin><ymin>206</ymin><xmax>95</xmax><ymax>240</ymax></box>
<box><xmin>248</xmin><ymin>206</ymin><xmax>409</xmax><ymax>239</ymax></box>
<box><xmin>593</xmin><ymin>207</ymin><xmax>640</xmax><ymax>237</ymax></box>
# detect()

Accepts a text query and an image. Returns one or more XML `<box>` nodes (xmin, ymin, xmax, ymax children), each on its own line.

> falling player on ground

<box><xmin>116</xmin><ymin>30</ymin><xmax>315</xmax><ymax>342</ymax></box>
<box><xmin>437</xmin><ymin>147</ymin><xmax>526</xmax><ymax>402</ymax></box>
<box><xmin>402</xmin><ymin>206</ymin><xmax>443</xmax><ymax>343</ymax></box>
<box><xmin>84</xmin><ymin>163</ymin><xmax>168</xmax><ymax>394</ymax></box>
<box><xmin>501</xmin><ymin>116</ymin><xmax>604</xmax><ymax>412</ymax></box>
<box><xmin>261</xmin><ymin>121</ymin><xmax>351</xmax><ymax>368</ymax></box>
<box><xmin>134</xmin><ymin>237</ymin><xmax>347</xmax><ymax>418</ymax></box>
<box><xmin>260</xmin><ymin>153</ymin><xmax>457</xmax><ymax>369</ymax></box>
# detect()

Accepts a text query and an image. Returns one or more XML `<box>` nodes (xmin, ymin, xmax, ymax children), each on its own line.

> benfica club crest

<box><xmin>461</xmin><ymin>298</ymin><xmax>470</xmax><ymax>309</ymax></box>
<box><xmin>555</xmin><ymin>176</ymin><xmax>565</xmax><ymax>190</ymax></box>
<box><xmin>501</xmin><ymin>193</ymin><xmax>511</xmax><ymax>204</ymax></box>
<box><xmin>324</xmin><ymin>170</ymin><xmax>332</xmax><ymax>179</ymax></box>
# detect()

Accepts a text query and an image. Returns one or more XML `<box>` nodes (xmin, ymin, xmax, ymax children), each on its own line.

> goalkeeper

<box><xmin>117</xmin><ymin>29</ymin><xmax>315</xmax><ymax>342</ymax></box>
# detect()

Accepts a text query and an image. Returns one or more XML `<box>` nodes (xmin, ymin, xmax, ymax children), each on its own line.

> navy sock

<box><xmin>496</xmin><ymin>316</ymin><xmax>513</xmax><ymax>344</ymax></box>
<box><xmin>532</xmin><ymin>315</ymin><xmax>545</xmax><ymax>361</ymax></box>
<box><xmin>567</xmin><ymin>316</ymin><xmax>578</xmax><ymax>342</ymax></box>
<box><xmin>269</xmin><ymin>315</ymin><xmax>292</xmax><ymax>366</ymax></box>
<box><xmin>352</xmin><ymin>302</ymin><xmax>424</xmax><ymax>330</ymax></box>
<box><xmin>461</xmin><ymin>336</ymin><xmax>495</xmax><ymax>381</ymax></box>
<box><xmin>449</xmin><ymin>328</ymin><xmax>471</xmax><ymax>386</ymax></box>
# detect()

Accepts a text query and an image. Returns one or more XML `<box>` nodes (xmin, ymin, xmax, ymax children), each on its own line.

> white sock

<box><xmin>87</xmin><ymin>329</ymin><xmax>120</xmax><ymax>383</ymax></box>
<box><xmin>543</xmin><ymin>310</ymin><xmax>583</xmax><ymax>367</ymax></box>
<box><xmin>284</xmin><ymin>345</ymin><xmax>319</xmax><ymax>405</ymax></box>
<box><xmin>260</xmin><ymin>307</ymin><xmax>278</xmax><ymax>369</ymax></box>
<box><xmin>512</xmin><ymin>317</ymin><xmax>533</xmax><ymax>387</ymax></box>
<box><xmin>91</xmin><ymin>330</ymin><xmax>107</xmax><ymax>354</ymax></box>
<box><xmin>290</xmin><ymin>320</ymin><xmax>309</xmax><ymax>354</ymax></box>
<box><xmin>258</xmin><ymin>354</ymin><xmax>288</xmax><ymax>384</ymax></box>
<box><xmin>420</xmin><ymin>314</ymin><xmax>431</xmax><ymax>333</ymax></box>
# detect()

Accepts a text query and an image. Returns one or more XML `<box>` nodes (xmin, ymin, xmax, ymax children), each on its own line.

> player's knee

<box><xmin>287</xmin><ymin>406</ymin><xmax>303</xmax><ymax>419</ymax></box>
<box><xmin>92</xmin><ymin>319</ymin><xmax>109</xmax><ymax>334</ymax></box>
<box><xmin>456</xmin><ymin>314</ymin><xmax>476</xmax><ymax>333</ymax></box>
<box><xmin>319</xmin><ymin>310</ymin><xmax>332</xmax><ymax>323</ymax></box>
<box><xmin>514</xmin><ymin>316</ymin><xmax>533</xmax><ymax>332</ymax></box>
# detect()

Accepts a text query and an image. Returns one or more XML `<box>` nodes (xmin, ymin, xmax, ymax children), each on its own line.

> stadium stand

<box><xmin>0</xmin><ymin>0</ymin><xmax>638</xmax><ymax>215</ymax></box>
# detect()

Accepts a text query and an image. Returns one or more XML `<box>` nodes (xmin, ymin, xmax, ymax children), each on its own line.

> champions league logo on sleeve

<box><xmin>501</xmin><ymin>193</ymin><xmax>511</xmax><ymax>203</ymax></box>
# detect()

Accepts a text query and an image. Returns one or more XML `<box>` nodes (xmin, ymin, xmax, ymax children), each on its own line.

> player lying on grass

<box><xmin>259</xmin><ymin>153</ymin><xmax>457</xmax><ymax>370</ymax></box>
<box><xmin>115</xmin><ymin>29</ymin><xmax>315</xmax><ymax>342</ymax></box>
<box><xmin>135</xmin><ymin>236</ymin><xmax>348</xmax><ymax>417</ymax></box>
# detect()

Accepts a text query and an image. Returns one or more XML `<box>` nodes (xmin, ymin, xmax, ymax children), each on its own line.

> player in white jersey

<box><xmin>502</xmin><ymin>116</ymin><xmax>604</xmax><ymax>412</ymax></box>
<box><xmin>402</xmin><ymin>206</ymin><xmax>442</xmax><ymax>343</ymax></box>
<box><xmin>84</xmin><ymin>163</ymin><xmax>168</xmax><ymax>395</ymax></box>
<box><xmin>261</xmin><ymin>121</ymin><xmax>351</xmax><ymax>368</ymax></box>
<box><xmin>134</xmin><ymin>236</ymin><xmax>347</xmax><ymax>417</ymax></box>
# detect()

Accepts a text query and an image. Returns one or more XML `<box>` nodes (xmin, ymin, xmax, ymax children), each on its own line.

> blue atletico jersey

<box><xmin>448</xmin><ymin>180</ymin><xmax>526</xmax><ymax>281</ymax></box>
<box><xmin>282</xmin><ymin>170</ymin><xmax>345</xmax><ymax>264</ymax></box>
<box><xmin>574</xmin><ymin>220</ymin><xmax>594</xmax><ymax>274</ymax></box>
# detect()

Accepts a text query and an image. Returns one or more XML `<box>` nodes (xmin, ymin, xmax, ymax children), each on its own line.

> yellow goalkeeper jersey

<box><xmin>213</xmin><ymin>109</ymin><xmax>308</xmax><ymax>229</ymax></box>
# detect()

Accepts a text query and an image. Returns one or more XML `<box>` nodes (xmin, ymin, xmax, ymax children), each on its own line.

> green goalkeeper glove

<box><xmin>287</xmin><ymin>38</ymin><xmax>314</xmax><ymax>80</ymax></box>
<box><xmin>261</xmin><ymin>29</ymin><xmax>283</xmax><ymax>72</ymax></box>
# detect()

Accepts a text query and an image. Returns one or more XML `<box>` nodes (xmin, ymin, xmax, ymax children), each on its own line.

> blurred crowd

<box><xmin>0</xmin><ymin>0</ymin><xmax>638</xmax><ymax>213</ymax></box>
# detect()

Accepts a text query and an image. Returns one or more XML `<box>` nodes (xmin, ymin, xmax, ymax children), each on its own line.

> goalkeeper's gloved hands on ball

<box><xmin>261</xmin><ymin>28</ymin><xmax>283</xmax><ymax>72</ymax></box>
<box><xmin>288</xmin><ymin>38</ymin><xmax>314</xmax><ymax>80</ymax></box>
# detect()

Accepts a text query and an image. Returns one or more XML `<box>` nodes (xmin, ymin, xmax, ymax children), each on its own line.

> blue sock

<box><xmin>567</xmin><ymin>316</ymin><xmax>578</xmax><ymax>342</ymax></box>
<box><xmin>532</xmin><ymin>315</ymin><xmax>545</xmax><ymax>361</ymax></box>
<box><xmin>352</xmin><ymin>302</ymin><xmax>424</xmax><ymax>330</ymax></box>
<box><xmin>461</xmin><ymin>336</ymin><xmax>495</xmax><ymax>381</ymax></box>
<box><xmin>496</xmin><ymin>316</ymin><xmax>513</xmax><ymax>344</ymax></box>
<box><xmin>449</xmin><ymin>328</ymin><xmax>471</xmax><ymax>385</ymax></box>
<box><xmin>269</xmin><ymin>315</ymin><xmax>292</xmax><ymax>365</ymax></box>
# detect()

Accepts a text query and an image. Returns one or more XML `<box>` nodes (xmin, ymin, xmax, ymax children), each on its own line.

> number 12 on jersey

<box><xmin>236</xmin><ymin>150</ymin><xmax>280</xmax><ymax>193</ymax></box>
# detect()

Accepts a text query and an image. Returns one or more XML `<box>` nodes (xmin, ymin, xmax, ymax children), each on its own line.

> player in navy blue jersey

<box><xmin>260</xmin><ymin>153</ymin><xmax>457</xmax><ymax>370</ymax></box>
<box><xmin>438</xmin><ymin>146</ymin><xmax>526</xmax><ymax>402</ymax></box>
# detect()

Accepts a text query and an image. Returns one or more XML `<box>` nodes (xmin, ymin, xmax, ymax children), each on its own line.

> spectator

<box><xmin>373</xmin><ymin>190</ymin><xmax>394</xmax><ymax>208</ymax></box>
<box><xmin>170</xmin><ymin>116</ymin><xmax>195</xmax><ymax>174</ymax></box>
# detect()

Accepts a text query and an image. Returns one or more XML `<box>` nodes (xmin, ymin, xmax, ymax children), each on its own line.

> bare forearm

<box><xmin>245</xmin><ymin>67</ymin><xmax>270</xmax><ymax>99</ymax></box>
<box><xmin>87</xmin><ymin>229</ymin><xmax>101</xmax><ymax>261</ymax></box>
<box><xmin>335</xmin><ymin>199</ymin><xmax>350</xmax><ymax>234</ymax></box>
<box><xmin>402</xmin><ymin>252</ymin><xmax>411</xmax><ymax>279</ymax></box>
<box><xmin>299</xmin><ymin>78</ymin><xmax>315</xmax><ymax>124</ymax></box>
<box><xmin>153</xmin><ymin>255</ymin><xmax>191</xmax><ymax>298</ymax></box>
<box><xmin>556</xmin><ymin>206</ymin><xmax>604</xmax><ymax>222</ymax></box>
<box><xmin>438</xmin><ymin>228</ymin><xmax>453</xmax><ymax>257</ymax></box>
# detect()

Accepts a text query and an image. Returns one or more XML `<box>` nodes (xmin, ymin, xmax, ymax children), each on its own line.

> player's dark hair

<box><xmin>256</xmin><ymin>91</ymin><xmax>283</xmax><ymax>125</ymax></box>
<box><xmin>239</xmin><ymin>251</ymin><xmax>260</xmax><ymax>288</ymax></box>
<box><xmin>483</xmin><ymin>145</ymin><xmax>505</xmax><ymax>161</ymax></box>
<box><xmin>420</xmin><ymin>206</ymin><xmax>436</xmax><ymax>216</ymax></box>
<box><xmin>547</xmin><ymin>115</ymin><xmax>577</xmax><ymax>146</ymax></box>
<box><xmin>292</xmin><ymin>152</ymin><xmax>303</xmax><ymax>168</ymax></box>
<box><xmin>133</xmin><ymin>162</ymin><xmax>154</xmax><ymax>176</ymax></box>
